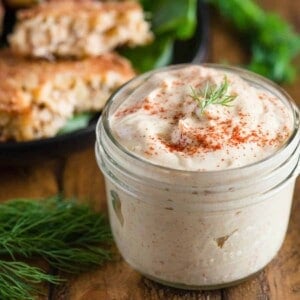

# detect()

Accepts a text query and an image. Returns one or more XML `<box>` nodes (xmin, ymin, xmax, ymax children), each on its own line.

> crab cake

<box><xmin>9</xmin><ymin>0</ymin><xmax>153</xmax><ymax>58</ymax></box>
<box><xmin>0</xmin><ymin>50</ymin><xmax>135</xmax><ymax>141</ymax></box>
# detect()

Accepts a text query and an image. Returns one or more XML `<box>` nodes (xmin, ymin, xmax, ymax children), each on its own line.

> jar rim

<box><xmin>97</xmin><ymin>63</ymin><xmax>300</xmax><ymax>176</ymax></box>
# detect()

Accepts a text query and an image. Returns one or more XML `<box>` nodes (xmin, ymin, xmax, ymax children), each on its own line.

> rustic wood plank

<box><xmin>54</xmin><ymin>253</ymin><xmax>222</xmax><ymax>300</ymax></box>
<box><xmin>0</xmin><ymin>161</ymin><xmax>58</xmax><ymax>202</ymax></box>
<box><xmin>283</xmin><ymin>75</ymin><xmax>300</xmax><ymax>107</ymax></box>
<box><xmin>62</xmin><ymin>148</ymin><xmax>107</xmax><ymax>212</ymax></box>
<box><xmin>209</xmin><ymin>10</ymin><xmax>249</xmax><ymax>66</ymax></box>
<box><xmin>257</xmin><ymin>0</ymin><xmax>300</xmax><ymax>27</ymax></box>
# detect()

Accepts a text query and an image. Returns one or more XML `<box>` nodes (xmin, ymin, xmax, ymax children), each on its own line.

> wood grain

<box><xmin>62</xmin><ymin>149</ymin><xmax>107</xmax><ymax>212</ymax></box>
<box><xmin>53</xmin><ymin>254</ymin><xmax>223</xmax><ymax>300</ymax></box>
<box><xmin>0</xmin><ymin>161</ymin><xmax>58</xmax><ymax>201</ymax></box>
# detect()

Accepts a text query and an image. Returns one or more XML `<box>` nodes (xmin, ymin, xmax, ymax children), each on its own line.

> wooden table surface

<box><xmin>1</xmin><ymin>1</ymin><xmax>299</xmax><ymax>299</ymax></box>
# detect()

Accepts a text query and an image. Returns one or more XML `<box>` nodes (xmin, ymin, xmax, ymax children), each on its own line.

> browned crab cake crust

<box><xmin>0</xmin><ymin>49</ymin><xmax>135</xmax><ymax>141</ymax></box>
<box><xmin>9</xmin><ymin>0</ymin><xmax>153</xmax><ymax>58</ymax></box>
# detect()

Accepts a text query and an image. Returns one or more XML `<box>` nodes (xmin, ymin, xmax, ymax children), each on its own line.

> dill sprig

<box><xmin>190</xmin><ymin>76</ymin><xmax>237</xmax><ymax>114</ymax></box>
<box><xmin>0</xmin><ymin>260</ymin><xmax>62</xmax><ymax>300</ymax></box>
<box><xmin>0</xmin><ymin>196</ymin><xmax>112</xmax><ymax>300</ymax></box>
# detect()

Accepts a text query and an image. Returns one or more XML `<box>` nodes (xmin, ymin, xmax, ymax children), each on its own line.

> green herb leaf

<box><xmin>120</xmin><ymin>36</ymin><xmax>173</xmax><ymax>73</ymax></box>
<box><xmin>190</xmin><ymin>77</ymin><xmax>237</xmax><ymax>114</ymax></box>
<box><xmin>208</xmin><ymin>0</ymin><xmax>300</xmax><ymax>83</ymax></box>
<box><xmin>0</xmin><ymin>196</ymin><xmax>112</xmax><ymax>298</ymax></box>
<box><xmin>146</xmin><ymin>0</ymin><xmax>197</xmax><ymax>39</ymax></box>
<box><xmin>58</xmin><ymin>112</ymin><xmax>95</xmax><ymax>135</ymax></box>
<box><xmin>0</xmin><ymin>260</ymin><xmax>62</xmax><ymax>300</ymax></box>
<box><xmin>129</xmin><ymin>0</ymin><xmax>197</xmax><ymax>72</ymax></box>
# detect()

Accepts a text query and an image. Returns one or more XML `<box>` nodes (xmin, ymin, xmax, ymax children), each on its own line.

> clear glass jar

<box><xmin>95</xmin><ymin>65</ymin><xmax>300</xmax><ymax>290</ymax></box>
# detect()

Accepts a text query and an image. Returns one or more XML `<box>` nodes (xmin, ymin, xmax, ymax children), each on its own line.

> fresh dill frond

<box><xmin>0</xmin><ymin>196</ymin><xmax>112</xmax><ymax>299</ymax></box>
<box><xmin>190</xmin><ymin>76</ymin><xmax>237</xmax><ymax>114</ymax></box>
<box><xmin>0</xmin><ymin>260</ymin><xmax>62</xmax><ymax>300</ymax></box>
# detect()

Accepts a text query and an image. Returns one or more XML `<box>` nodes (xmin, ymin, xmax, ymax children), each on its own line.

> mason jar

<box><xmin>95</xmin><ymin>65</ymin><xmax>300</xmax><ymax>290</ymax></box>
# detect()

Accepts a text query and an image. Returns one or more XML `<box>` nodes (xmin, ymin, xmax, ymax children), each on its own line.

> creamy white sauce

<box><xmin>98</xmin><ymin>65</ymin><xmax>299</xmax><ymax>288</ymax></box>
<box><xmin>111</xmin><ymin>66</ymin><xmax>292</xmax><ymax>171</ymax></box>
